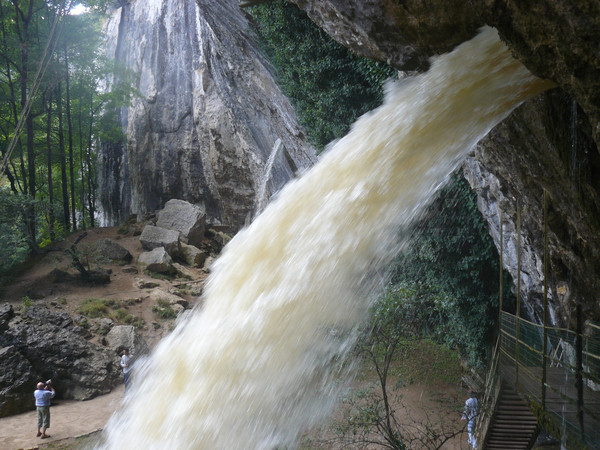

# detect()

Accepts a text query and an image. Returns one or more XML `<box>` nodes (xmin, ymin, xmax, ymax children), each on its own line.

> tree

<box><xmin>0</xmin><ymin>0</ymin><xmax>129</xmax><ymax>275</ymax></box>
<box><xmin>392</xmin><ymin>170</ymin><xmax>515</xmax><ymax>368</ymax></box>
<box><xmin>249</xmin><ymin>0</ymin><xmax>396</xmax><ymax>149</ymax></box>
<box><xmin>326</xmin><ymin>286</ymin><xmax>466</xmax><ymax>449</ymax></box>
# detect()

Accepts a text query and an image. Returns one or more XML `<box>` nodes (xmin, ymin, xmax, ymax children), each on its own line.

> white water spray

<box><xmin>101</xmin><ymin>27</ymin><xmax>551</xmax><ymax>449</ymax></box>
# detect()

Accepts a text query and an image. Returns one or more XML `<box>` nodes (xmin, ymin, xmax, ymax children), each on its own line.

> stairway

<box><xmin>482</xmin><ymin>381</ymin><xmax>539</xmax><ymax>449</ymax></box>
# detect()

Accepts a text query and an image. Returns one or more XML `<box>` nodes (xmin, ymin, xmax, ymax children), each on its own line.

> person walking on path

<box><xmin>120</xmin><ymin>348</ymin><xmax>131</xmax><ymax>390</ymax></box>
<box><xmin>461</xmin><ymin>391</ymin><xmax>479</xmax><ymax>449</ymax></box>
<box><xmin>34</xmin><ymin>380</ymin><xmax>55</xmax><ymax>439</ymax></box>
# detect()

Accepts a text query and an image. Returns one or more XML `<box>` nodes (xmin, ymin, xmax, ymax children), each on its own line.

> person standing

<box><xmin>120</xmin><ymin>348</ymin><xmax>131</xmax><ymax>390</ymax></box>
<box><xmin>34</xmin><ymin>380</ymin><xmax>55</xmax><ymax>439</ymax></box>
<box><xmin>461</xmin><ymin>391</ymin><xmax>479</xmax><ymax>449</ymax></box>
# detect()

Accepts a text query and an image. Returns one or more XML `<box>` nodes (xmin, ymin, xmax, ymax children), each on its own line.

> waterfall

<box><xmin>99</xmin><ymin>27</ymin><xmax>552</xmax><ymax>449</ymax></box>
<box><xmin>255</xmin><ymin>139</ymin><xmax>284</xmax><ymax>217</ymax></box>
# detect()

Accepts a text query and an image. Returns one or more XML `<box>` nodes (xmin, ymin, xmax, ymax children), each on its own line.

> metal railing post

<box><xmin>515</xmin><ymin>200</ymin><xmax>521</xmax><ymax>386</ymax></box>
<box><xmin>542</xmin><ymin>190</ymin><xmax>548</xmax><ymax>408</ymax></box>
<box><xmin>499</xmin><ymin>209</ymin><xmax>503</xmax><ymax>329</ymax></box>
<box><xmin>576</xmin><ymin>304</ymin><xmax>584</xmax><ymax>439</ymax></box>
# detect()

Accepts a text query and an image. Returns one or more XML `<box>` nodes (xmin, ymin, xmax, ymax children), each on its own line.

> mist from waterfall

<box><xmin>99</xmin><ymin>27</ymin><xmax>551</xmax><ymax>449</ymax></box>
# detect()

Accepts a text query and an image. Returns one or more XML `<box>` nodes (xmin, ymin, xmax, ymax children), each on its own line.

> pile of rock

<box><xmin>0</xmin><ymin>304</ymin><xmax>124</xmax><ymax>417</ymax></box>
<box><xmin>137</xmin><ymin>199</ymin><xmax>230</xmax><ymax>274</ymax></box>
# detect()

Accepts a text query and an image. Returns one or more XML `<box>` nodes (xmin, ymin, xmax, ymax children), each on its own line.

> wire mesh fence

<box><xmin>498</xmin><ymin>311</ymin><xmax>600</xmax><ymax>448</ymax></box>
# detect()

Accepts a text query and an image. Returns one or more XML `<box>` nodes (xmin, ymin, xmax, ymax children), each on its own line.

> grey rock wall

<box><xmin>464</xmin><ymin>91</ymin><xmax>600</xmax><ymax>327</ymax></box>
<box><xmin>98</xmin><ymin>0</ymin><xmax>317</xmax><ymax>229</ymax></box>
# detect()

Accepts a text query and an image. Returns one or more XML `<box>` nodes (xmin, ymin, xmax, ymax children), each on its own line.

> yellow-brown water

<box><xmin>101</xmin><ymin>27</ymin><xmax>552</xmax><ymax>449</ymax></box>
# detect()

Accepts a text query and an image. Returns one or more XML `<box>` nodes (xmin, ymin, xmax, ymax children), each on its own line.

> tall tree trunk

<box><xmin>45</xmin><ymin>91</ymin><xmax>55</xmax><ymax>241</ymax></box>
<box><xmin>86</xmin><ymin>94</ymin><xmax>95</xmax><ymax>228</ymax></box>
<box><xmin>0</xmin><ymin>1</ymin><xmax>26</xmax><ymax>194</ymax></box>
<box><xmin>64</xmin><ymin>44</ymin><xmax>76</xmax><ymax>230</ymax></box>
<box><xmin>56</xmin><ymin>80</ymin><xmax>70</xmax><ymax>231</ymax></box>
<box><xmin>14</xmin><ymin>0</ymin><xmax>37</xmax><ymax>248</ymax></box>
<box><xmin>78</xmin><ymin>96</ymin><xmax>86</xmax><ymax>230</ymax></box>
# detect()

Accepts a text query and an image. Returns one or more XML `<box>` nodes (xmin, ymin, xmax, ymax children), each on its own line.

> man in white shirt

<box><xmin>120</xmin><ymin>348</ymin><xmax>131</xmax><ymax>390</ymax></box>
<box><xmin>34</xmin><ymin>380</ymin><xmax>55</xmax><ymax>438</ymax></box>
<box><xmin>461</xmin><ymin>391</ymin><xmax>479</xmax><ymax>448</ymax></box>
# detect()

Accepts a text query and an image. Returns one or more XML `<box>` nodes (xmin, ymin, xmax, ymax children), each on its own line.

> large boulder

<box><xmin>0</xmin><ymin>305</ymin><xmax>122</xmax><ymax>416</ymax></box>
<box><xmin>180</xmin><ymin>243</ymin><xmax>207</xmax><ymax>268</ymax></box>
<box><xmin>139</xmin><ymin>225</ymin><xmax>180</xmax><ymax>257</ymax></box>
<box><xmin>138</xmin><ymin>247</ymin><xmax>174</xmax><ymax>274</ymax></box>
<box><xmin>105</xmin><ymin>325</ymin><xmax>149</xmax><ymax>359</ymax></box>
<box><xmin>146</xmin><ymin>289</ymin><xmax>188</xmax><ymax>314</ymax></box>
<box><xmin>156</xmin><ymin>199</ymin><xmax>206</xmax><ymax>247</ymax></box>
<box><xmin>91</xmin><ymin>238</ymin><xmax>133</xmax><ymax>263</ymax></box>
<box><xmin>0</xmin><ymin>346</ymin><xmax>37</xmax><ymax>417</ymax></box>
<box><xmin>0</xmin><ymin>303</ymin><xmax>14</xmax><ymax>333</ymax></box>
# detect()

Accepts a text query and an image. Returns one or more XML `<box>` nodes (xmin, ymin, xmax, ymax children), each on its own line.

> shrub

<box><xmin>78</xmin><ymin>298</ymin><xmax>111</xmax><ymax>318</ymax></box>
<box><xmin>152</xmin><ymin>299</ymin><xmax>177</xmax><ymax>319</ymax></box>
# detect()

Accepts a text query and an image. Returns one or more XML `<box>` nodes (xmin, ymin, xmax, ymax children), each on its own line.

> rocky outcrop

<box><xmin>98</xmin><ymin>0</ymin><xmax>317</xmax><ymax>229</ymax></box>
<box><xmin>0</xmin><ymin>305</ymin><xmax>121</xmax><ymax>417</ymax></box>
<box><xmin>139</xmin><ymin>225</ymin><xmax>180</xmax><ymax>257</ymax></box>
<box><xmin>105</xmin><ymin>325</ymin><xmax>149</xmax><ymax>358</ymax></box>
<box><xmin>288</xmin><ymin>1</ymin><xmax>600</xmax><ymax>327</ymax></box>
<box><xmin>91</xmin><ymin>238</ymin><xmax>133</xmax><ymax>263</ymax></box>
<box><xmin>138</xmin><ymin>247</ymin><xmax>174</xmax><ymax>274</ymax></box>
<box><xmin>464</xmin><ymin>90</ymin><xmax>600</xmax><ymax>327</ymax></box>
<box><xmin>156</xmin><ymin>199</ymin><xmax>206</xmax><ymax>248</ymax></box>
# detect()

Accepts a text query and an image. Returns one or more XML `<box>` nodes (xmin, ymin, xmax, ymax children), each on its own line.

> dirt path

<box><xmin>0</xmin><ymin>385</ymin><xmax>123</xmax><ymax>450</ymax></box>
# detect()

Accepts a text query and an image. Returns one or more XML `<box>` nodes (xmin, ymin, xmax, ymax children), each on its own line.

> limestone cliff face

<box><xmin>463</xmin><ymin>91</ymin><xmax>600</xmax><ymax>327</ymax></box>
<box><xmin>98</xmin><ymin>0</ymin><xmax>317</xmax><ymax>229</ymax></box>
<box><xmin>290</xmin><ymin>0</ymin><xmax>600</xmax><ymax>326</ymax></box>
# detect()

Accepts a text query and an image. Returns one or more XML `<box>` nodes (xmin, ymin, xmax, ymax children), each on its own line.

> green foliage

<box><xmin>0</xmin><ymin>189</ymin><xmax>35</xmax><ymax>276</ymax></box>
<box><xmin>392</xmin><ymin>172</ymin><xmax>515</xmax><ymax>368</ymax></box>
<box><xmin>392</xmin><ymin>339</ymin><xmax>463</xmax><ymax>386</ymax></box>
<box><xmin>0</xmin><ymin>2</ymin><xmax>135</xmax><ymax>258</ymax></box>
<box><xmin>111</xmin><ymin>307</ymin><xmax>144</xmax><ymax>328</ymax></box>
<box><xmin>249</xmin><ymin>1</ymin><xmax>396</xmax><ymax>149</ymax></box>
<box><xmin>152</xmin><ymin>299</ymin><xmax>178</xmax><ymax>319</ymax></box>
<box><xmin>332</xmin><ymin>286</ymin><xmax>466</xmax><ymax>449</ymax></box>
<box><xmin>78</xmin><ymin>298</ymin><xmax>115</xmax><ymax>318</ymax></box>
<box><xmin>78</xmin><ymin>297</ymin><xmax>144</xmax><ymax>328</ymax></box>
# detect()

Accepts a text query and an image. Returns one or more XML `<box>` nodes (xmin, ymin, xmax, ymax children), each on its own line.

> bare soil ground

<box><xmin>0</xmin><ymin>226</ymin><xmax>209</xmax><ymax>347</ymax></box>
<box><xmin>0</xmin><ymin>227</ymin><xmax>472</xmax><ymax>449</ymax></box>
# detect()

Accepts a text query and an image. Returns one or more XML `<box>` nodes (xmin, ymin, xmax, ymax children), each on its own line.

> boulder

<box><xmin>91</xmin><ymin>238</ymin><xmax>133</xmax><ymax>262</ymax></box>
<box><xmin>0</xmin><ymin>303</ymin><xmax>14</xmax><ymax>333</ymax></box>
<box><xmin>46</xmin><ymin>268</ymin><xmax>73</xmax><ymax>283</ymax></box>
<box><xmin>105</xmin><ymin>325</ymin><xmax>149</xmax><ymax>358</ymax></box>
<box><xmin>146</xmin><ymin>288</ymin><xmax>189</xmax><ymax>310</ymax></box>
<box><xmin>91</xmin><ymin>317</ymin><xmax>114</xmax><ymax>335</ymax></box>
<box><xmin>139</xmin><ymin>225</ymin><xmax>180</xmax><ymax>257</ymax></box>
<box><xmin>0</xmin><ymin>346</ymin><xmax>37</xmax><ymax>417</ymax></box>
<box><xmin>156</xmin><ymin>199</ymin><xmax>206</xmax><ymax>247</ymax></box>
<box><xmin>172</xmin><ymin>262</ymin><xmax>195</xmax><ymax>280</ymax></box>
<box><xmin>180</xmin><ymin>243</ymin><xmax>207</xmax><ymax>268</ymax></box>
<box><xmin>138</xmin><ymin>247</ymin><xmax>174</xmax><ymax>274</ymax></box>
<box><xmin>0</xmin><ymin>306</ymin><xmax>121</xmax><ymax>415</ymax></box>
